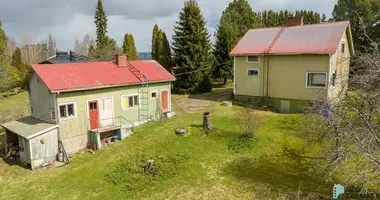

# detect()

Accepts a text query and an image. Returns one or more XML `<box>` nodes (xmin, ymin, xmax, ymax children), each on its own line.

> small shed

<box><xmin>2</xmin><ymin>116</ymin><xmax>59</xmax><ymax>170</ymax></box>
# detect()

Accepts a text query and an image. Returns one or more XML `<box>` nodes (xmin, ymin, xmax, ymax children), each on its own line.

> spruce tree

<box><xmin>155</xmin><ymin>30</ymin><xmax>172</xmax><ymax>71</ymax></box>
<box><xmin>151</xmin><ymin>24</ymin><xmax>159</xmax><ymax>60</ymax></box>
<box><xmin>94</xmin><ymin>0</ymin><xmax>108</xmax><ymax>50</ymax></box>
<box><xmin>172</xmin><ymin>0</ymin><xmax>213</xmax><ymax>93</ymax></box>
<box><xmin>122</xmin><ymin>33</ymin><xmax>138</xmax><ymax>60</ymax></box>
<box><xmin>213</xmin><ymin>0</ymin><xmax>260</xmax><ymax>85</ymax></box>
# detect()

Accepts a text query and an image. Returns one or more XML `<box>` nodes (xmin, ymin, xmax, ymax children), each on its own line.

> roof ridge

<box><xmin>249</xmin><ymin>21</ymin><xmax>350</xmax><ymax>31</ymax></box>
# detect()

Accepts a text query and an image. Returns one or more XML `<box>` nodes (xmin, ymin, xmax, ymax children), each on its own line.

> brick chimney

<box><xmin>115</xmin><ymin>54</ymin><xmax>128</xmax><ymax>67</ymax></box>
<box><xmin>287</xmin><ymin>17</ymin><xmax>304</xmax><ymax>26</ymax></box>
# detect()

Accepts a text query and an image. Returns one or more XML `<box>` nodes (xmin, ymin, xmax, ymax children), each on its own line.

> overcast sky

<box><xmin>0</xmin><ymin>0</ymin><xmax>337</xmax><ymax>52</ymax></box>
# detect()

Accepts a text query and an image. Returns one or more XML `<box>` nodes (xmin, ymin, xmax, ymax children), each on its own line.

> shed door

<box><xmin>89</xmin><ymin>100</ymin><xmax>99</xmax><ymax>129</ymax></box>
<box><xmin>161</xmin><ymin>90</ymin><xmax>168</xmax><ymax>113</ymax></box>
<box><xmin>100</xmin><ymin>98</ymin><xmax>114</xmax><ymax>127</ymax></box>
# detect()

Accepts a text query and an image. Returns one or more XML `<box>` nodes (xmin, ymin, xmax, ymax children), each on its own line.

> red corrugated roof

<box><xmin>32</xmin><ymin>60</ymin><xmax>175</xmax><ymax>92</ymax></box>
<box><xmin>230</xmin><ymin>21</ymin><xmax>350</xmax><ymax>55</ymax></box>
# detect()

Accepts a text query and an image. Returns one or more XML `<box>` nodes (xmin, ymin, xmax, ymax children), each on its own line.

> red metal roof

<box><xmin>230</xmin><ymin>21</ymin><xmax>350</xmax><ymax>55</ymax></box>
<box><xmin>32</xmin><ymin>60</ymin><xmax>175</xmax><ymax>92</ymax></box>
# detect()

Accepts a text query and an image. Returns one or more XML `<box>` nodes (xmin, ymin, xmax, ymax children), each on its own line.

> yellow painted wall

<box><xmin>330</xmin><ymin>30</ymin><xmax>351</xmax><ymax>101</ymax></box>
<box><xmin>234</xmin><ymin>55</ymin><xmax>329</xmax><ymax>101</ymax></box>
<box><xmin>234</xmin><ymin>56</ymin><xmax>263</xmax><ymax>97</ymax></box>
<box><xmin>57</xmin><ymin>82</ymin><xmax>171</xmax><ymax>140</ymax></box>
<box><xmin>268</xmin><ymin>55</ymin><xmax>329</xmax><ymax>100</ymax></box>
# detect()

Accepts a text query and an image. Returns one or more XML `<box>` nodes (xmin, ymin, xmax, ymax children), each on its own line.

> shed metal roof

<box><xmin>32</xmin><ymin>60</ymin><xmax>175</xmax><ymax>92</ymax></box>
<box><xmin>230</xmin><ymin>21</ymin><xmax>352</xmax><ymax>55</ymax></box>
<box><xmin>2</xmin><ymin>116</ymin><xmax>58</xmax><ymax>139</ymax></box>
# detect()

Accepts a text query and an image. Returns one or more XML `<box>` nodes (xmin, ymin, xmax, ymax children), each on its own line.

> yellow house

<box><xmin>230</xmin><ymin>17</ymin><xmax>354</xmax><ymax>113</ymax></box>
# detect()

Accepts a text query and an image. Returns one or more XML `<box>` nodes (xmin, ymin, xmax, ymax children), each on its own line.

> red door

<box><xmin>89</xmin><ymin>100</ymin><xmax>99</xmax><ymax>129</ymax></box>
<box><xmin>161</xmin><ymin>90</ymin><xmax>168</xmax><ymax>113</ymax></box>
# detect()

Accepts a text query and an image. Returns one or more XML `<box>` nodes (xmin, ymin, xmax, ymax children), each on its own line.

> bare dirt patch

<box><xmin>173</xmin><ymin>89</ymin><xmax>232</xmax><ymax>114</ymax></box>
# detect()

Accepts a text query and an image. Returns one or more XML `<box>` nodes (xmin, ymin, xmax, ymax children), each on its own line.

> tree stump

<box><xmin>203</xmin><ymin>112</ymin><xmax>212</xmax><ymax>130</ymax></box>
<box><xmin>144</xmin><ymin>160</ymin><xmax>154</xmax><ymax>173</ymax></box>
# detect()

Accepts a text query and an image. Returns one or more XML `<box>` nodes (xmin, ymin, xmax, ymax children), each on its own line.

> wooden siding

<box><xmin>29</xmin><ymin>73</ymin><xmax>56</xmax><ymax>123</ymax></box>
<box><xmin>234</xmin><ymin>54</ymin><xmax>329</xmax><ymax>101</ymax></box>
<box><xmin>30</xmin><ymin>128</ymin><xmax>59</xmax><ymax>169</ymax></box>
<box><xmin>57</xmin><ymin>82</ymin><xmax>171</xmax><ymax>140</ymax></box>
<box><xmin>330</xmin><ymin>30</ymin><xmax>351</xmax><ymax>101</ymax></box>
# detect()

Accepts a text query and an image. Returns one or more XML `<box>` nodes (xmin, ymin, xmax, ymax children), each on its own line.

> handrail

<box><xmin>88</xmin><ymin>116</ymin><xmax>135</xmax><ymax>133</ymax></box>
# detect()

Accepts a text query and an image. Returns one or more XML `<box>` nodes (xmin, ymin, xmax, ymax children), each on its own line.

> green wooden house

<box><xmin>2</xmin><ymin>55</ymin><xmax>175</xmax><ymax>169</ymax></box>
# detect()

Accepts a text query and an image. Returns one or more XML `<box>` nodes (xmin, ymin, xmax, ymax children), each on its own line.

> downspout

<box><xmin>327</xmin><ymin>54</ymin><xmax>333</xmax><ymax>101</ymax></box>
<box><xmin>233</xmin><ymin>56</ymin><xmax>236</xmax><ymax>95</ymax></box>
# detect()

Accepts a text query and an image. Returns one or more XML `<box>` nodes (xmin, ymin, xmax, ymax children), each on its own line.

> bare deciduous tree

<box><xmin>235</xmin><ymin>106</ymin><xmax>261</xmax><ymax>138</ymax></box>
<box><xmin>305</xmin><ymin>26</ymin><xmax>380</xmax><ymax>189</ymax></box>
<box><xmin>20</xmin><ymin>33</ymin><xmax>49</xmax><ymax>65</ymax></box>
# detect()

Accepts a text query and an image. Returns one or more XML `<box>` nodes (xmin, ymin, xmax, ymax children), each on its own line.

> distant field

<box><xmin>0</xmin><ymin>86</ymin><xmax>334</xmax><ymax>200</ymax></box>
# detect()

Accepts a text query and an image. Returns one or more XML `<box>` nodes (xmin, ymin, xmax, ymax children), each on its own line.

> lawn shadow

<box><xmin>1</xmin><ymin>158</ymin><xmax>30</xmax><ymax>169</ymax></box>
<box><xmin>188</xmin><ymin>89</ymin><xmax>233</xmax><ymax>102</ymax></box>
<box><xmin>223</xmin><ymin>156</ymin><xmax>331</xmax><ymax>196</ymax></box>
<box><xmin>190</xmin><ymin>124</ymin><xmax>203</xmax><ymax>128</ymax></box>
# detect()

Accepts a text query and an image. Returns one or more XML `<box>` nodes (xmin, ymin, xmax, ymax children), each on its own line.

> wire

<box><xmin>173</xmin><ymin>61</ymin><xmax>231</xmax><ymax>76</ymax></box>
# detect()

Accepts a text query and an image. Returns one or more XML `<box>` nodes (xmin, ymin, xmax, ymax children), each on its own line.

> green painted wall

<box><xmin>29</xmin><ymin>73</ymin><xmax>56</xmax><ymax>123</ymax></box>
<box><xmin>57</xmin><ymin>82</ymin><xmax>171</xmax><ymax>140</ymax></box>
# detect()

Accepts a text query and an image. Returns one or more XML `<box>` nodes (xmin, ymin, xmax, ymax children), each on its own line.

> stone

<box><xmin>222</xmin><ymin>101</ymin><xmax>232</xmax><ymax>107</ymax></box>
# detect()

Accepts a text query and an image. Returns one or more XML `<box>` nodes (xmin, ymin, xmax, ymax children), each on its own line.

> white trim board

<box><xmin>58</xmin><ymin>102</ymin><xmax>78</xmax><ymax>121</ymax></box>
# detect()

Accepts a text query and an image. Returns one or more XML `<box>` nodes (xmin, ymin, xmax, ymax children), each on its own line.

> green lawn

<box><xmin>0</xmin><ymin>88</ymin><xmax>333</xmax><ymax>200</ymax></box>
<box><xmin>0</xmin><ymin>91</ymin><xmax>29</xmax><ymax>113</ymax></box>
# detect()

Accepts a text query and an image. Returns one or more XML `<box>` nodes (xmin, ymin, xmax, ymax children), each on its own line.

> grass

<box><xmin>0</xmin><ymin>85</ymin><xmax>333</xmax><ymax>199</ymax></box>
<box><xmin>0</xmin><ymin>91</ymin><xmax>29</xmax><ymax>113</ymax></box>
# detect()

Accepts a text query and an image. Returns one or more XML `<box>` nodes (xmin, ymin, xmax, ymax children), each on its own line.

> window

<box><xmin>307</xmin><ymin>72</ymin><xmax>327</xmax><ymax>88</ymax></box>
<box><xmin>247</xmin><ymin>69</ymin><xmax>259</xmax><ymax>76</ymax></box>
<box><xmin>151</xmin><ymin>91</ymin><xmax>157</xmax><ymax>99</ymax></box>
<box><xmin>332</xmin><ymin>70</ymin><xmax>337</xmax><ymax>86</ymax></box>
<box><xmin>247</xmin><ymin>56</ymin><xmax>259</xmax><ymax>63</ymax></box>
<box><xmin>59</xmin><ymin>103</ymin><xmax>76</xmax><ymax>119</ymax></box>
<box><xmin>51</xmin><ymin>110</ymin><xmax>56</xmax><ymax>121</ymax></box>
<box><xmin>89</xmin><ymin>102</ymin><xmax>97</xmax><ymax>110</ymax></box>
<box><xmin>121</xmin><ymin>95</ymin><xmax>139</xmax><ymax>110</ymax></box>
<box><xmin>341</xmin><ymin>42</ymin><xmax>345</xmax><ymax>53</ymax></box>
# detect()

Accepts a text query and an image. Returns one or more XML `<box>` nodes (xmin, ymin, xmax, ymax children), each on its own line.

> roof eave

<box><xmin>51</xmin><ymin>79</ymin><xmax>176</xmax><ymax>93</ymax></box>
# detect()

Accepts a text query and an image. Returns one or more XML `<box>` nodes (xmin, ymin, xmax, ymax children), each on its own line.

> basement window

<box><xmin>59</xmin><ymin>102</ymin><xmax>76</xmax><ymax>120</ymax></box>
<box><xmin>121</xmin><ymin>94</ymin><xmax>139</xmax><ymax>110</ymax></box>
<box><xmin>307</xmin><ymin>72</ymin><xmax>327</xmax><ymax>88</ymax></box>
<box><xmin>247</xmin><ymin>69</ymin><xmax>259</xmax><ymax>76</ymax></box>
<box><xmin>247</xmin><ymin>56</ymin><xmax>260</xmax><ymax>63</ymax></box>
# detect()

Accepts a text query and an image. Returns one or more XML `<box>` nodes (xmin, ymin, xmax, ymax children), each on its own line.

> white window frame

<box><xmin>246</xmin><ymin>55</ymin><xmax>260</xmax><ymax>63</ymax></box>
<box><xmin>151</xmin><ymin>91</ymin><xmax>158</xmax><ymax>100</ymax></box>
<box><xmin>58</xmin><ymin>102</ymin><xmax>77</xmax><ymax>121</ymax></box>
<box><xmin>247</xmin><ymin>68</ymin><xmax>260</xmax><ymax>76</ymax></box>
<box><xmin>121</xmin><ymin>94</ymin><xmax>140</xmax><ymax>111</ymax></box>
<box><xmin>306</xmin><ymin>72</ymin><xmax>328</xmax><ymax>88</ymax></box>
<box><xmin>50</xmin><ymin>110</ymin><xmax>56</xmax><ymax>121</ymax></box>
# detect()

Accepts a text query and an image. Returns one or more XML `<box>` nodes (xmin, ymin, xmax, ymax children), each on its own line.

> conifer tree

<box><xmin>213</xmin><ymin>0</ymin><xmax>260</xmax><ymax>85</ymax></box>
<box><xmin>94</xmin><ymin>0</ymin><xmax>108</xmax><ymax>49</ymax></box>
<box><xmin>122</xmin><ymin>33</ymin><xmax>138</xmax><ymax>60</ymax></box>
<box><xmin>0</xmin><ymin>20</ymin><xmax>11</xmax><ymax>90</ymax></box>
<box><xmin>172</xmin><ymin>0</ymin><xmax>213</xmax><ymax>93</ymax></box>
<box><xmin>156</xmin><ymin>30</ymin><xmax>172</xmax><ymax>71</ymax></box>
<box><xmin>151</xmin><ymin>24</ymin><xmax>159</xmax><ymax>60</ymax></box>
